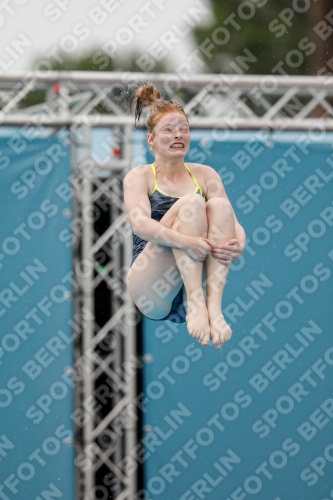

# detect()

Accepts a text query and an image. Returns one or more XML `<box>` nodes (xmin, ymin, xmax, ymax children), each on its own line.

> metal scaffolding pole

<box><xmin>1</xmin><ymin>70</ymin><xmax>333</xmax><ymax>87</ymax></box>
<box><xmin>81</xmin><ymin>125</ymin><xmax>95</xmax><ymax>500</ymax></box>
<box><xmin>122</xmin><ymin>124</ymin><xmax>137</xmax><ymax>500</ymax></box>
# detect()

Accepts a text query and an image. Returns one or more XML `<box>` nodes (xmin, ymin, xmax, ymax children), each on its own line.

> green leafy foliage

<box><xmin>192</xmin><ymin>0</ymin><xmax>314</xmax><ymax>74</ymax></box>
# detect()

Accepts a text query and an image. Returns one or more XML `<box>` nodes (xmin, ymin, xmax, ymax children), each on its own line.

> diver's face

<box><xmin>148</xmin><ymin>112</ymin><xmax>190</xmax><ymax>158</ymax></box>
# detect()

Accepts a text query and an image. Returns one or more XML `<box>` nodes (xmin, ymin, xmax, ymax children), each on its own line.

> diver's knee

<box><xmin>206</xmin><ymin>197</ymin><xmax>233</xmax><ymax>214</ymax></box>
<box><xmin>178</xmin><ymin>195</ymin><xmax>206</xmax><ymax>224</ymax></box>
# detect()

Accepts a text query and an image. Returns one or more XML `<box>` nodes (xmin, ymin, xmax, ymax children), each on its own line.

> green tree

<box><xmin>22</xmin><ymin>49</ymin><xmax>167</xmax><ymax>109</ymax></box>
<box><xmin>192</xmin><ymin>0</ymin><xmax>316</xmax><ymax>75</ymax></box>
<box><xmin>32</xmin><ymin>49</ymin><xmax>166</xmax><ymax>73</ymax></box>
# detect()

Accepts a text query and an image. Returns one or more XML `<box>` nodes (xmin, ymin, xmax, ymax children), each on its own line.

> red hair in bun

<box><xmin>129</xmin><ymin>84</ymin><xmax>188</xmax><ymax>134</ymax></box>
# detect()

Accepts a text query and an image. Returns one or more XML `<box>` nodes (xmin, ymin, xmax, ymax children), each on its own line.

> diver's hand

<box><xmin>182</xmin><ymin>235</ymin><xmax>212</xmax><ymax>261</ymax></box>
<box><xmin>211</xmin><ymin>238</ymin><xmax>244</xmax><ymax>265</ymax></box>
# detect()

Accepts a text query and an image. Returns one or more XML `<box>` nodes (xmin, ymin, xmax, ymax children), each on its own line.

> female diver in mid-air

<box><xmin>124</xmin><ymin>84</ymin><xmax>246</xmax><ymax>349</ymax></box>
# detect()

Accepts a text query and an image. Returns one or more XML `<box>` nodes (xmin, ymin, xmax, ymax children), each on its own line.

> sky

<box><xmin>0</xmin><ymin>0</ymin><xmax>213</xmax><ymax>74</ymax></box>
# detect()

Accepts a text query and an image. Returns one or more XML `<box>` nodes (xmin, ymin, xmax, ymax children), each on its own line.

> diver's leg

<box><xmin>127</xmin><ymin>193</ymin><xmax>209</xmax><ymax>345</ymax></box>
<box><xmin>205</xmin><ymin>197</ymin><xmax>236</xmax><ymax>349</ymax></box>
<box><xmin>171</xmin><ymin>194</ymin><xmax>210</xmax><ymax>346</ymax></box>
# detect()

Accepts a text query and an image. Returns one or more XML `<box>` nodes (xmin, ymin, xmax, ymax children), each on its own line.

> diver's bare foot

<box><xmin>207</xmin><ymin>307</ymin><xmax>232</xmax><ymax>349</ymax></box>
<box><xmin>186</xmin><ymin>301</ymin><xmax>210</xmax><ymax>347</ymax></box>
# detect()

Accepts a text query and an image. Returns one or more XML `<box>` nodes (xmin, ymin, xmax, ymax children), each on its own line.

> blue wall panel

<box><xmin>142</xmin><ymin>131</ymin><xmax>333</xmax><ymax>500</ymax></box>
<box><xmin>0</xmin><ymin>134</ymin><xmax>74</xmax><ymax>499</ymax></box>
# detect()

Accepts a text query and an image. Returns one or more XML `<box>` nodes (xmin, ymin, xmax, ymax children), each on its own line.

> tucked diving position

<box><xmin>124</xmin><ymin>84</ymin><xmax>246</xmax><ymax>349</ymax></box>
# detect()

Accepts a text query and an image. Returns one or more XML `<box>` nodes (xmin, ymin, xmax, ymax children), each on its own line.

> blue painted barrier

<box><xmin>142</xmin><ymin>131</ymin><xmax>333</xmax><ymax>500</ymax></box>
<box><xmin>0</xmin><ymin>134</ymin><xmax>74</xmax><ymax>500</ymax></box>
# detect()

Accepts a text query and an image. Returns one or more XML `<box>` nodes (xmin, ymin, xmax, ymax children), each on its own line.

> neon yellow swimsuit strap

<box><xmin>184</xmin><ymin>163</ymin><xmax>203</xmax><ymax>195</ymax></box>
<box><xmin>150</xmin><ymin>163</ymin><xmax>158</xmax><ymax>194</ymax></box>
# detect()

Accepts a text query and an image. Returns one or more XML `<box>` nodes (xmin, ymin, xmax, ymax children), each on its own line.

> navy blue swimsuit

<box><xmin>131</xmin><ymin>163</ymin><xmax>206</xmax><ymax>323</ymax></box>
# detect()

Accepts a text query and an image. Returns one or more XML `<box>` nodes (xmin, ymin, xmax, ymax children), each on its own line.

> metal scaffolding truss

<box><xmin>1</xmin><ymin>70</ymin><xmax>333</xmax><ymax>130</ymax></box>
<box><xmin>1</xmin><ymin>70</ymin><xmax>333</xmax><ymax>500</ymax></box>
